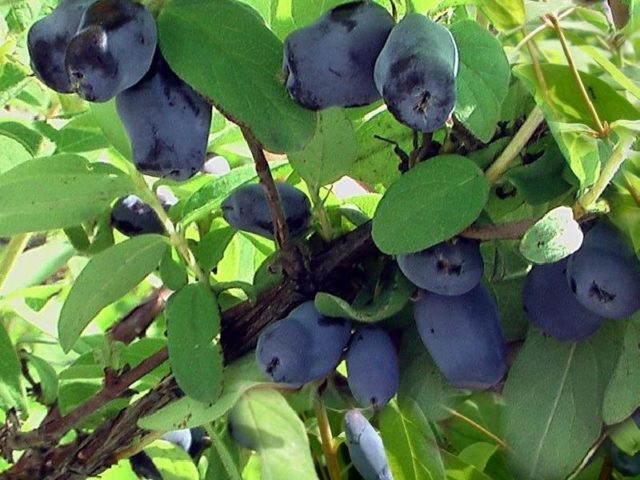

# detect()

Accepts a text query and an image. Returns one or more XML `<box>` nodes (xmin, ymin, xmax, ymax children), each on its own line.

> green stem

<box><xmin>310</xmin><ymin>187</ymin><xmax>332</xmax><ymax>242</ymax></box>
<box><xmin>574</xmin><ymin>136</ymin><xmax>634</xmax><ymax>217</ymax></box>
<box><xmin>314</xmin><ymin>397</ymin><xmax>341</xmax><ymax>480</ymax></box>
<box><xmin>547</xmin><ymin>14</ymin><xmax>607</xmax><ymax>138</ymax></box>
<box><xmin>126</xmin><ymin>166</ymin><xmax>208</xmax><ymax>285</ymax></box>
<box><xmin>485</xmin><ymin>106</ymin><xmax>545</xmax><ymax>185</ymax></box>
<box><xmin>0</xmin><ymin>234</ymin><xmax>31</xmax><ymax>292</ymax></box>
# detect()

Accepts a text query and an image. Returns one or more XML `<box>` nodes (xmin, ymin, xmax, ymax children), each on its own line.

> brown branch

<box><xmin>108</xmin><ymin>287</ymin><xmax>171</xmax><ymax>344</ymax></box>
<box><xmin>2</xmin><ymin>349</ymin><xmax>169</xmax><ymax>453</ymax></box>
<box><xmin>460</xmin><ymin>218</ymin><xmax>539</xmax><ymax>241</ymax></box>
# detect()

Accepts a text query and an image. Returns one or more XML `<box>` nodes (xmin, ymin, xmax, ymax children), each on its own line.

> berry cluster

<box><xmin>523</xmin><ymin>222</ymin><xmax>640</xmax><ymax>341</ymax></box>
<box><xmin>283</xmin><ymin>1</ymin><xmax>459</xmax><ymax>133</ymax></box>
<box><xmin>28</xmin><ymin>0</ymin><xmax>211</xmax><ymax>180</ymax></box>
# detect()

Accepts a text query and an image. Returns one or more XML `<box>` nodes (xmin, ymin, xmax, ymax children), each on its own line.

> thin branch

<box><xmin>484</xmin><ymin>106</ymin><xmax>546</xmax><ymax>185</ymax></box>
<box><xmin>546</xmin><ymin>14</ymin><xmax>608</xmax><ymax>138</ymax></box>
<box><xmin>515</xmin><ymin>7</ymin><xmax>576</xmax><ymax>52</ymax></box>
<box><xmin>108</xmin><ymin>287</ymin><xmax>171</xmax><ymax>344</ymax></box>
<box><xmin>240</xmin><ymin>127</ymin><xmax>292</xmax><ymax>251</ymax></box>
<box><xmin>2</xmin><ymin>348</ymin><xmax>168</xmax><ymax>452</ymax></box>
<box><xmin>125</xmin><ymin>163</ymin><xmax>208</xmax><ymax>285</ymax></box>
<box><xmin>240</xmin><ymin>126</ymin><xmax>307</xmax><ymax>280</ymax></box>
<box><xmin>460</xmin><ymin>218</ymin><xmax>539</xmax><ymax>241</ymax></box>
<box><xmin>0</xmin><ymin>234</ymin><xmax>31</xmax><ymax>293</ymax></box>
<box><xmin>315</xmin><ymin>398</ymin><xmax>341</xmax><ymax>480</ymax></box>
<box><xmin>573</xmin><ymin>136</ymin><xmax>634</xmax><ymax>217</ymax></box>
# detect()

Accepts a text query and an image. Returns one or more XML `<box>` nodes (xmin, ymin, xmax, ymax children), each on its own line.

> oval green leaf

<box><xmin>520</xmin><ymin>206</ymin><xmax>584</xmax><ymax>264</ymax></box>
<box><xmin>228</xmin><ymin>389</ymin><xmax>319</xmax><ymax>480</ymax></box>
<box><xmin>288</xmin><ymin>108</ymin><xmax>357</xmax><ymax>190</ymax></box>
<box><xmin>157</xmin><ymin>0</ymin><xmax>317</xmax><ymax>153</ymax></box>
<box><xmin>58</xmin><ymin>235</ymin><xmax>168</xmax><ymax>352</ymax></box>
<box><xmin>502</xmin><ymin>326</ymin><xmax>623</xmax><ymax>479</ymax></box>
<box><xmin>0</xmin><ymin>154</ymin><xmax>134</xmax><ymax>236</ymax></box>
<box><xmin>167</xmin><ymin>283</ymin><xmax>223</xmax><ymax>403</ymax></box>
<box><xmin>372</xmin><ymin>155</ymin><xmax>489</xmax><ymax>254</ymax></box>
<box><xmin>451</xmin><ymin>21</ymin><xmax>510</xmax><ymax>142</ymax></box>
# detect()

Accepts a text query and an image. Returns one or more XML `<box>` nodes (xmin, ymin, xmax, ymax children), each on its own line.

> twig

<box><xmin>309</xmin><ymin>188</ymin><xmax>333</xmax><ymax>242</ymax></box>
<box><xmin>240</xmin><ymin>126</ymin><xmax>307</xmax><ymax>280</ymax></box>
<box><xmin>573</xmin><ymin>136</ymin><xmax>634</xmax><ymax>217</ymax></box>
<box><xmin>315</xmin><ymin>398</ymin><xmax>341</xmax><ymax>480</ymax></box>
<box><xmin>546</xmin><ymin>14</ymin><xmax>608</xmax><ymax>138</ymax></box>
<box><xmin>2</xmin><ymin>348</ymin><xmax>168</xmax><ymax>452</ymax></box>
<box><xmin>0</xmin><ymin>234</ymin><xmax>31</xmax><ymax>293</ymax></box>
<box><xmin>484</xmin><ymin>107</ymin><xmax>546</xmax><ymax>185</ymax></box>
<box><xmin>460</xmin><ymin>218</ymin><xmax>540</xmax><ymax>241</ymax></box>
<box><xmin>515</xmin><ymin>7</ymin><xmax>576</xmax><ymax>52</ymax></box>
<box><xmin>125</xmin><ymin>163</ymin><xmax>208</xmax><ymax>285</ymax></box>
<box><xmin>108</xmin><ymin>287</ymin><xmax>171</xmax><ymax>344</ymax></box>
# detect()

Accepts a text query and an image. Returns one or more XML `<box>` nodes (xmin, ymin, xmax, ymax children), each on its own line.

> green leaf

<box><xmin>167</xmin><ymin>283</ymin><xmax>223</xmax><ymax>403</ymax></box>
<box><xmin>514</xmin><ymin>64</ymin><xmax>640</xmax><ymax>128</ymax></box>
<box><xmin>458</xmin><ymin>443</ymin><xmax>499</xmax><ymax>472</ymax></box>
<box><xmin>0</xmin><ymin>154</ymin><xmax>134</xmax><ymax>236</ymax></box>
<box><xmin>479</xmin><ymin>0</ymin><xmax>525</xmax><ymax>30</ymax></box>
<box><xmin>442</xmin><ymin>450</ymin><xmax>493</xmax><ymax>480</ymax></box>
<box><xmin>609</xmin><ymin>416</ymin><xmax>640</xmax><ymax>455</ymax></box>
<box><xmin>505</xmin><ymin>140</ymin><xmax>571</xmax><ymax>205</ymax></box>
<box><xmin>380</xmin><ymin>399</ymin><xmax>446</xmax><ymax>480</ymax></box>
<box><xmin>372</xmin><ymin>155</ymin><xmax>489</xmax><ymax>254</ymax></box>
<box><xmin>206</xmin><ymin>430</ymin><xmax>243</xmax><ymax>480</ymax></box>
<box><xmin>349</xmin><ymin>108</ymin><xmax>413</xmax><ymax>187</ymax></box>
<box><xmin>193</xmin><ymin>227</ymin><xmax>235</xmax><ymax>272</ymax></box>
<box><xmin>0</xmin><ymin>321</ymin><xmax>25</xmax><ymax>411</ymax></box>
<box><xmin>22</xmin><ymin>352</ymin><xmax>59</xmax><ymax>406</ymax></box>
<box><xmin>159</xmin><ymin>247</ymin><xmax>188</xmax><ymax>291</ymax></box>
<box><xmin>90</xmin><ymin>100</ymin><xmax>132</xmax><ymax>159</ymax></box>
<box><xmin>228</xmin><ymin>389</ymin><xmax>319</xmax><ymax>480</ymax></box>
<box><xmin>451</xmin><ymin>21</ymin><xmax>510</xmax><ymax>142</ymax></box>
<box><xmin>579</xmin><ymin>45</ymin><xmax>640</xmax><ymax>102</ymax></box>
<box><xmin>502</xmin><ymin>325</ymin><xmax>624</xmax><ymax>480</ymax></box>
<box><xmin>519</xmin><ymin>206</ymin><xmax>584</xmax><ymax>264</ymax></box>
<box><xmin>58</xmin><ymin>235</ymin><xmax>168</xmax><ymax>352</ymax></box>
<box><xmin>145</xmin><ymin>442</ymin><xmax>200</xmax><ymax>480</ymax></box>
<box><xmin>603</xmin><ymin>320</ymin><xmax>640</xmax><ymax>425</ymax></box>
<box><xmin>288</xmin><ymin>108</ymin><xmax>357</xmax><ymax>190</ymax></box>
<box><xmin>0</xmin><ymin>121</ymin><xmax>44</xmax><ymax>157</ymax></box>
<box><xmin>55</xmin><ymin>112</ymin><xmax>109</xmax><ymax>153</ymax></box>
<box><xmin>546</xmin><ymin>121</ymin><xmax>606</xmax><ymax>188</ymax></box>
<box><xmin>314</xmin><ymin>266</ymin><xmax>415</xmax><ymax>323</ymax></box>
<box><xmin>0</xmin><ymin>239</ymin><xmax>75</xmax><ymax>296</ymax></box>
<box><xmin>138</xmin><ymin>353</ymin><xmax>268</xmax><ymax>430</ymax></box>
<box><xmin>158</xmin><ymin>0</ymin><xmax>317</xmax><ymax>153</ymax></box>
<box><xmin>181</xmin><ymin>161</ymin><xmax>288</xmax><ymax>226</ymax></box>
<box><xmin>0</xmin><ymin>133</ymin><xmax>32</xmax><ymax>175</ymax></box>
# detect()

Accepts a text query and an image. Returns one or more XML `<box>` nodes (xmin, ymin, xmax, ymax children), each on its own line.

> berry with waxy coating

<box><xmin>522</xmin><ymin>258</ymin><xmax>603</xmax><ymax>341</ymax></box>
<box><xmin>343</xmin><ymin>409</ymin><xmax>393</xmax><ymax>480</ymax></box>
<box><xmin>222</xmin><ymin>182</ymin><xmax>311</xmax><ymax>239</ymax></box>
<box><xmin>374</xmin><ymin>13</ymin><xmax>458</xmax><ymax>132</ymax></box>
<box><xmin>283</xmin><ymin>1</ymin><xmax>395</xmax><ymax>110</ymax></box>
<box><xmin>116</xmin><ymin>50</ymin><xmax>212</xmax><ymax>180</ymax></box>
<box><xmin>110</xmin><ymin>194</ymin><xmax>171</xmax><ymax>237</ymax></box>
<box><xmin>27</xmin><ymin>0</ymin><xmax>96</xmax><ymax>93</ymax></box>
<box><xmin>414</xmin><ymin>283</ymin><xmax>506</xmax><ymax>389</ymax></box>
<box><xmin>566</xmin><ymin>223</ymin><xmax>640</xmax><ymax>319</ymax></box>
<box><xmin>256</xmin><ymin>301</ymin><xmax>351</xmax><ymax>385</ymax></box>
<box><xmin>65</xmin><ymin>0</ymin><xmax>157</xmax><ymax>102</ymax></box>
<box><xmin>346</xmin><ymin>325</ymin><xmax>399</xmax><ymax>410</ymax></box>
<box><xmin>397</xmin><ymin>238</ymin><xmax>483</xmax><ymax>296</ymax></box>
